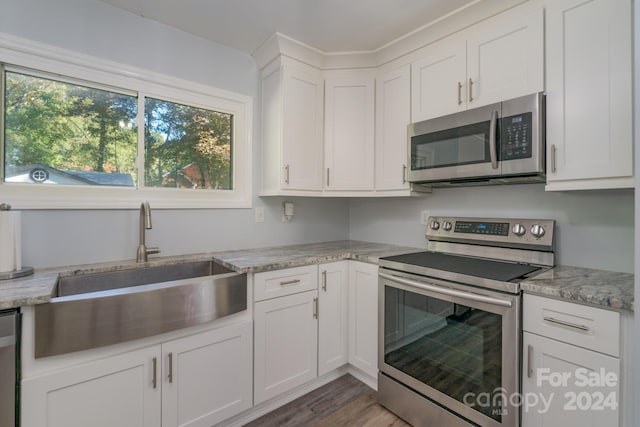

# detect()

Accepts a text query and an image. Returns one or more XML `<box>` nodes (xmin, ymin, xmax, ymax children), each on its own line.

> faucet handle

<box><xmin>147</xmin><ymin>247</ymin><xmax>161</xmax><ymax>256</ymax></box>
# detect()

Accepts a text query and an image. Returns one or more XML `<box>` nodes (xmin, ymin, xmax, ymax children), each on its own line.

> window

<box><xmin>0</xmin><ymin>35</ymin><xmax>252</xmax><ymax>209</ymax></box>
<box><xmin>4</xmin><ymin>71</ymin><xmax>138</xmax><ymax>187</ymax></box>
<box><xmin>144</xmin><ymin>97</ymin><xmax>232</xmax><ymax>190</ymax></box>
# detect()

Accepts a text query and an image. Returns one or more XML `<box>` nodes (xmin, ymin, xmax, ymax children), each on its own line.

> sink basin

<box><xmin>35</xmin><ymin>260</ymin><xmax>247</xmax><ymax>358</ymax></box>
<box><xmin>54</xmin><ymin>260</ymin><xmax>233</xmax><ymax>297</ymax></box>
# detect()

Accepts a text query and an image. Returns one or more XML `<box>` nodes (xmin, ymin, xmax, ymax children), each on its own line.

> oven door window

<box><xmin>410</xmin><ymin>121</ymin><xmax>491</xmax><ymax>170</ymax></box>
<box><xmin>384</xmin><ymin>286</ymin><xmax>503</xmax><ymax>422</ymax></box>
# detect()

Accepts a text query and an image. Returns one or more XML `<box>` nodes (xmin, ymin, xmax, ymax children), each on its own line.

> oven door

<box><xmin>378</xmin><ymin>269</ymin><xmax>520</xmax><ymax>427</ymax></box>
<box><xmin>408</xmin><ymin>102</ymin><xmax>501</xmax><ymax>183</ymax></box>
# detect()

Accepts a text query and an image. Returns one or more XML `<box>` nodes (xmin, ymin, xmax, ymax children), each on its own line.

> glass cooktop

<box><xmin>380</xmin><ymin>251</ymin><xmax>541</xmax><ymax>283</ymax></box>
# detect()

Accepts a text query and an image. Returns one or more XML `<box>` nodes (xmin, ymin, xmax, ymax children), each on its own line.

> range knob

<box><xmin>512</xmin><ymin>223</ymin><xmax>526</xmax><ymax>237</ymax></box>
<box><xmin>429</xmin><ymin>220</ymin><xmax>440</xmax><ymax>230</ymax></box>
<box><xmin>442</xmin><ymin>221</ymin><xmax>452</xmax><ymax>231</ymax></box>
<box><xmin>530</xmin><ymin>224</ymin><xmax>546</xmax><ymax>238</ymax></box>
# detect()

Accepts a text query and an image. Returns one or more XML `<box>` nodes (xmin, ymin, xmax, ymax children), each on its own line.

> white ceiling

<box><xmin>99</xmin><ymin>0</ymin><xmax>477</xmax><ymax>54</ymax></box>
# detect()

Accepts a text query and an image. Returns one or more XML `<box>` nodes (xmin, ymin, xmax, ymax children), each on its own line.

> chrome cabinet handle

<box><xmin>551</xmin><ymin>145</ymin><xmax>557</xmax><ymax>173</ymax></box>
<box><xmin>313</xmin><ymin>297</ymin><xmax>318</xmax><ymax>319</ymax></box>
<box><xmin>489</xmin><ymin>110</ymin><xmax>498</xmax><ymax>169</ymax></box>
<box><xmin>326</xmin><ymin>168</ymin><xmax>330</xmax><ymax>187</ymax></box>
<box><xmin>468</xmin><ymin>78</ymin><xmax>474</xmax><ymax>102</ymax></box>
<box><xmin>527</xmin><ymin>345</ymin><xmax>533</xmax><ymax>378</ymax></box>
<box><xmin>152</xmin><ymin>357</ymin><xmax>157</xmax><ymax>389</ymax></box>
<box><xmin>284</xmin><ymin>164</ymin><xmax>290</xmax><ymax>185</ymax></box>
<box><xmin>168</xmin><ymin>352</ymin><xmax>173</xmax><ymax>383</ymax></box>
<box><xmin>543</xmin><ymin>316</ymin><xmax>590</xmax><ymax>332</ymax></box>
<box><xmin>280</xmin><ymin>279</ymin><xmax>301</xmax><ymax>286</ymax></box>
<box><xmin>322</xmin><ymin>270</ymin><xmax>327</xmax><ymax>292</ymax></box>
<box><xmin>457</xmin><ymin>81</ymin><xmax>463</xmax><ymax>105</ymax></box>
<box><xmin>402</xmin><ymin>164</ymin><xmax>407</xmax><ymax>184</ymax></box>
<box><xmin>379</xmin><ymin>272</ymin><xmax>512</xmax><ymax>308</ymax></box>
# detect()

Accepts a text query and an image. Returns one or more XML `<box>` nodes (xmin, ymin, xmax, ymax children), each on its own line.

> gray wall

<box><xmin>2</xmin><ymin>0</ymin><xmax>635</xmax><ymax>276</ymax></box>
<box><xmin>349</xmin><ymin>185</ymin><xmax>634</xmax><ymax>273</ymax></box>
<box><xmin>2</xmin><ymin>0</ymin><xmax>351</xmax><ymax>268</ymax></box>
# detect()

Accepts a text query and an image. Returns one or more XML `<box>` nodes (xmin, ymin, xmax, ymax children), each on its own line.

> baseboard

<box><xmin>347</xmin><ymin>365</ymin><xmax>378</xmax><ymax>391</ymax></box>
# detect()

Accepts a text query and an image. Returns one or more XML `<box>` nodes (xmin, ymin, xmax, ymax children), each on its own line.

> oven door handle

<box><xmin>380</xmin><ymin>272</ymin><xmax>512</xmax><ymax>308</ymax></box>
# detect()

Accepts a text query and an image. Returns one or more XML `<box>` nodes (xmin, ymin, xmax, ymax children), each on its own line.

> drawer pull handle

<box><xmin>543</xmin><ymin>316</ymin><xmax>590</xmax><ymax>332</ymax></box>
<box><xmin>280</xmin><ymin>279</ymin><xmax>301</xmax><ymax>286</ymax></box>
<box><xmin>313</xmin><ymin>297</ymin><xmax>318</xmax><ymax>319</ymax></box>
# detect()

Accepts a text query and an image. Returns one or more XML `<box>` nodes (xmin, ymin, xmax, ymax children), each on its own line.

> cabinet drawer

<box><xmin>254</xmin><ymin>265</ymin><xmax>318</xmax><ymax>301</ymax></box>
<box><xmin>523</xmin><ymin>294</ymin><xmax>620</xmax><ymax>357</ymax></box>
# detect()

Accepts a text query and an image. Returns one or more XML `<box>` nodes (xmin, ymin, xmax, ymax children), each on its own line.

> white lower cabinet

<box><xmin>522</xmin><ymin>294</ymin><xmax>621</xmax><ymax>427</ymax></box>
<box><xmin>318</xmin><ymin>261</ymin><xmax>349</xmax><ymax>376</ymax></box>
<box><xmin>162</xmin><ymin>322</ymin><xmax>253</xmax><ymax>427</ymax></box>
<box><xmin>253</xmin><ymin>289</ymin><xmax>318</xmax><ymax>405</ymax></box>
<box><xmin>348</xmin><ymin>261</ymin><xmax>379</xmax><ymax>379</ymax></box>
<box><xmin>21</xmin><ymin>321</ymin><xmax>253</xmax><ymax>427</ymax></box>
<box><xmin>22</xmin><ymin>345</ymin><xmax>161</xmax><ymax>427</ymax></box>
<box><xmin>522</xmin><ymin>332</ymin><xmax>620</xmax><ymax>427</ymax></box>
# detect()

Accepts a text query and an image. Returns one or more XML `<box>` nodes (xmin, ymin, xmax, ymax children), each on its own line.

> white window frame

<box><xmin>0</xmin><ymin>33</ymin><xmax>252</xmax><ymax>209</ymax></box>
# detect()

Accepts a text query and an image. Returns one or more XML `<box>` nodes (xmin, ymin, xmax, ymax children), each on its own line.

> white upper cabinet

<box><xmin>375</xmin><ymin>64</ymin><xmax>412</xmax><ymax>191</ymax></box>
<box><xmin>324</xmin><ymin>71</ymin><xmax>376</xmax><ymax>191</ymax></box>
<box><xmin>466</xmin><ymin>8</ymin><xmax>544</xmax><ymax>108</ymax></box>
<box><xmin>545</xmin><ymin>0</ymin><xmax>633</xmax><ymax>190</ymax></box>
<box><xmin>261</xmin><ymin>57</ymin><xmax>324</xmax><ymax>193</ymax></box>
<box><xmin>411</xmin><ymin>40</ymin><xmax>467</xmax><ymax>122</ymax></box>
<box><xmin>411</xmin><ymin>8</ymin><xmax>544</xmax><ymax>123</ymax></box>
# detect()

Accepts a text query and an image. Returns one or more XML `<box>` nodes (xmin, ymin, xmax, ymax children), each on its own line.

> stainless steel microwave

<box><xmin>408</xmin><ymin>92</ymin><xmax>545</xmax><ymax>186</ymax></box>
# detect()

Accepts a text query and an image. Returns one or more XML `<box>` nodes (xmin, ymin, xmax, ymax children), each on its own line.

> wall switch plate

<box><xmin>420</xmin><ymin>210</ymin><xmax>430</xmax><ymax>225</ymax></box>
<box><xmin>255</xmin><ymin>206</ymin><xmax>265</xmax><ymax>223</ymax></box>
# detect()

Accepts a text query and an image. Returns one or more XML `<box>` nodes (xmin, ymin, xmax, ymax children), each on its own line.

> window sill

<box><xmin>1</xmin><ymin>183</ymin><xmax>252</xmax><ymax>209</ymax></box>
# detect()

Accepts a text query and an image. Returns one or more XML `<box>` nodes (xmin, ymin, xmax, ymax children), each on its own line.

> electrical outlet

<box><xmin>420</xmin><ymin>210</ymin><xmax>430</xmax><ymax>225</ymax></box>
<box><xmin>255</xmin><ymin>206</ymin><xmax>265</xmax><ymax>223</ymax></box>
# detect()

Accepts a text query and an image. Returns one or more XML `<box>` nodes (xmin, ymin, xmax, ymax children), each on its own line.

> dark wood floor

<box><xmin>243</xmin><ymin>375</ymin><xmax>411</xmax><ymax>427</ymax></box>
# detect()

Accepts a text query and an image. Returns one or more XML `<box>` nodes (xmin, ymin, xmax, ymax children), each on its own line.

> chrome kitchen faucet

<box><xmin>136</xmin><ymin>201</ymin><xmax>160</xmax><ymax>263</ymax></box>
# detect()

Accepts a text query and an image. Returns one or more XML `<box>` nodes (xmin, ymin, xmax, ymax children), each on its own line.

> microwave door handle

<box><xmin>489</xmin><ymin>110</ymin><xmax>498</xmax><ymax>169</ymax></box>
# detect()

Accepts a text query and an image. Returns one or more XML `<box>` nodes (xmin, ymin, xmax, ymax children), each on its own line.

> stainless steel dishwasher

<box><xmin>0</xmin><ymin>309</ymin><xmax>17</xmax><ymax>427</ymax></box>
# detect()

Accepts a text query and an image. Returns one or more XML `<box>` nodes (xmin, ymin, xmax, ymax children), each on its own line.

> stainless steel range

<box><xmin>378</xmin><ymin>216</ymin><xmax>555</xmax><ymax>427</ymax></box>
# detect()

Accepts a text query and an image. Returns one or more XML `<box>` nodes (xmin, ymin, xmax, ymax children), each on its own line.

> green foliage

<box><xmin>4</xmin><ymin>72</ymin><xmax>138</xmax><ymax>181</ymax></box>
<box><xmin>4</xmin><ymin>71</ymin><xmax>233</xmax><ymax>189</ymax></box>
<box><xmin>144</xmin><ymin>97</ymin><xmax>232</xmax><ymax>189</ymax></box>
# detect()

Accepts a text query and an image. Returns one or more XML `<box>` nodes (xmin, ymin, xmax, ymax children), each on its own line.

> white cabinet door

<box><xmin>522</xmin><ymin>332</ymin><xmax>620</xmax><ymax>427</ymax></box>
<box><xmin>348</xmin><ymin>261</ymin><xmax>379</xmax><ymax>379</ymax></box>
<box><xmin>324</xmin><ymin>75</ymin><xmax>375</xmax><ymax>191</ymax></box>
<box><xmin>376</xmin><ymin>64</ymin><xmax>411</xmax><ymax>191</ymax></box>
<box><xmin>162</xmin><ymin>321</ymin><xmax>252</xmax><ymax>427</ymax></box>
<box><xmin>261</xmin><ymin>58</ymin><xmax>324</xmax><ymax>193</ymax></box>
<box><xmin>21</xmin><ymin>346</ymin><xmax>161</xmax><ymax>427</ymax></box>
<box><xmin>467</xmin><ymin>8</ymin><xmax>544</xmax><ymax>108</ymax></box>
<box><xmin>545</xmin><ymin>0</ymin><xmax>633</xmax><ymax>190</ymax></box>
<box><xmin>254</xmin><ymin>289</ymin><xmax>318</xmax><ymax>404</ymax></box>
<box><xmin>411</xmin><ymin>40</ymin><xmax>466</xmax><ymax>122</ymax></box>
<box><xmin>318</xmin><ymin>261</ymin><xmax>349</xmax><ymax>376</ymax></box>
<box><xmin>281</xmin><ymin>65</ymin><xmax>325</xmax><ymax>190</ymax></box>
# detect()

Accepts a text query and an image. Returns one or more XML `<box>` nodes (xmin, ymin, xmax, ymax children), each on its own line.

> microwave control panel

<box><xmin>501</xmin><ymin>112</ymin><xmax>532</xmax><ymax>160</ymax></box>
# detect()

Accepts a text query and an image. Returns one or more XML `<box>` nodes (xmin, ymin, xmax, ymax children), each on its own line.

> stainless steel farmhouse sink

<box><xmin>35</xmin><ymin>260</ymin><xmax>247</xmax><ymax>358</ymax></box>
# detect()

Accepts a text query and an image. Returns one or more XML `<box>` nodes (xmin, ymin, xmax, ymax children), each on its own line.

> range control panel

<box><xmin>426</xmin><ymin>216</ymin><xmax>555</xmax><ymax>250</ymax></box>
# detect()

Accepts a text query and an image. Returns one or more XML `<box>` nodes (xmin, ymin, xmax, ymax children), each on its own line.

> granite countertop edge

<box><xmin>0</xmin><ymin>240</ymin><xmax>419</xmax><ymax>310</ymax></box>
<box><xmin>0</xmin><ymin>241</ymin><xmax>634</xmax><ymax>313</ymax></box>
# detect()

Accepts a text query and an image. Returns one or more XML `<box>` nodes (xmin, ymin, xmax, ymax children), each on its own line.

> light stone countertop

<box><xmin>0</xmin><ymin>241</ymin><xmax>634</xmax><ymax>312</ymax></box>
<box><xmin>520</xmin><ymin>265</ymin><xmax>634</xmax><ymax>312</ymax></box>
<box><xmin>0</xmin><ymin>240</ymin><xmax>419</xmax><ymax>310</ymax></box>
